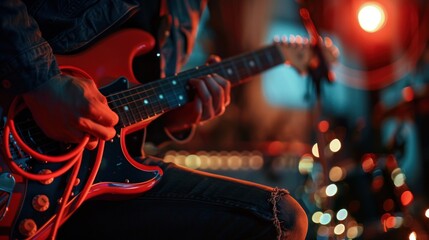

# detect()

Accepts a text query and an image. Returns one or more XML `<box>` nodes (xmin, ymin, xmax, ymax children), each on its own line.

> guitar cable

<box><xmin>3</xmin><ymin>97</ymin><xmax>105</xmax><ymax>239</ymax></box>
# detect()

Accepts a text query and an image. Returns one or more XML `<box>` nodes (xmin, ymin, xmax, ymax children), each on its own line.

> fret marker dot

<box><xmin>249</xmin><ymin>60</ymin><xmax>255</xmax><ymax>67</ymax></box>
<box><xmin>144</xmin><ymin>99</ymin><xmax>149</xmax><ymax>104</ymax></box>
<box><xmin>227</xmin><ymin>68</ymin><xmax>233</xmax><ymax>75</ymax></box>
<box><xmin>172</xmin><ymin>80</ymin><xmax>177</xmax><ymax>85</ymax></box>
<box><xmin>159</xmin><ymin>94</ymin><xmax>164</xmax><ymax>99</ymax></box>
<box><xmin>124</xmin><ymin>106</ymin><xmax>129</xmax><ymax>111</ymax></box>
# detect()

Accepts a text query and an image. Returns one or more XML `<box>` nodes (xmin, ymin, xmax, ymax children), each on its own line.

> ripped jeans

<box><xmin>58</xmin><ymin>157</ymin><xmax>308</xmax><ymax>240</ymax></box>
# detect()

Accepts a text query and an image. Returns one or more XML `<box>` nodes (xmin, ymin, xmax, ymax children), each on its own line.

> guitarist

<box><xmin>0</xmin><ymin>0</ymin><xmax>308</xmax><ymax>239</ymax></box>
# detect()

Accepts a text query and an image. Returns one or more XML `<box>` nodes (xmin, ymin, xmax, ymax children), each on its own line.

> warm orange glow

<box><xmin>400</xmin><ymin>191</ymin><xmax>414</xmax><ymax>206</ymax></box>
<box><xmin>362</xmin><ymin>154</ymin><xmax>376</xmax><ymax>172</ymax></box>
<box><xmin>402</xmin><ymin>86</ymin><xmax>415</xmax><ymax>102</ymax></box>
<box><xmin>318</xmin><ymin>120</ymin><xmax>330</xmax><ymax>133</ymax></box>
<box><xmin>385</xmin><ymin>216</ymin><xmax>396</xmax><ymax>229</ymax></box>
<box><xmin>358</xmin><ymin>2</ymin><xmax>386</xmax><ymax>33</ymax></box>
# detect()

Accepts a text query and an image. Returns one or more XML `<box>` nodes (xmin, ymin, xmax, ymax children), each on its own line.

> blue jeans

<box><xmin>58</xmin><ymin>157</ymin><xmax>308</xmax><ymax>239</ymax></box>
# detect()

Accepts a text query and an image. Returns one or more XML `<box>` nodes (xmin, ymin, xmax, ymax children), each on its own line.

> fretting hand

<box><xmin>160</xmin><ymin>55</ymin><xmax>231</xmax><ymax>133</ymax></box>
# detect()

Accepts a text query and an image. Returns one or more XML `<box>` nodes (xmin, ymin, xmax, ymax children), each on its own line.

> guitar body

<box><xmin>0</xmin><ymin>29</ymin><xmax>163</xmax><ymax>239</ymax></box>
<box><xmin>0</xmin><ymin>27</ymin><xmax>335</xmax><ymax>239</ymax></box>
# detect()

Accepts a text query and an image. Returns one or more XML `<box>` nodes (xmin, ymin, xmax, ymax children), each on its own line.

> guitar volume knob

<box><xmin>18</xmin><ymin>218</ymin><xmax>37</xmax><ymax>237</ymax></box>
<box><xmin>38</xmin><ymin>169</ymin><xmax>54</xmax><ymax>185</ymax></box>
<box><xmin>32</xmin><ymin>194</ymin><xmax>50</xmax><ymax>212</ymax></box>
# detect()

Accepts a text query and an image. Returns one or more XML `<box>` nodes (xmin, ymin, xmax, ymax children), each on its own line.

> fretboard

<box><xmin>107</xmin><ymin>44</ymin><xmax>285</xmax><ymax>127</ymax></box>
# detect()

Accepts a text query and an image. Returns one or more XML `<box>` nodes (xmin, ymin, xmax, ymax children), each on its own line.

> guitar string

<box><xmin>11</xmin><ymin>46</ymin><xmax>281</xmax><ymax>132</ymax></box>
<box><xmin>106</xmin><ymin>45</ymin><xmax>280</xmax><ymax>103</ymax></box>
<box><xmin>110</xmin><ymin>51</ymin><xmax>283</xmax><ymax>125</ymax></box>
<box><xmin>7</xmin><ymin>53</ymin><xmax>282</xmax><ymax>153</ymax></box>
<box><xmin>107</xmin><ymin>47</ymin><xmax>283</xmax><ymax>123</ymax></box>
<box><xmin>6</xmin><ymin>46</ymin><xmax>284</xmax><ymax>149</ymax></box>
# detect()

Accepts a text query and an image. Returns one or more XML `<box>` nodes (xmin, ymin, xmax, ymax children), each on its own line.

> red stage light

<box><xmin>310</xmin><ymin>0</ymin><xmax>429</xmax><ymax>89</ymax></box>
<box><xmin>357</xmin><ymin>2</ymin><xmax>386</xmax><ymax>33</ymax></box>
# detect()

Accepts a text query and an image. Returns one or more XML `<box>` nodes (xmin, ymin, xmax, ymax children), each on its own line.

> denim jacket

<box><xmin>0</xmin><ymin>0</ymin><xmax>207</xmax><ymax>95</ymax></box>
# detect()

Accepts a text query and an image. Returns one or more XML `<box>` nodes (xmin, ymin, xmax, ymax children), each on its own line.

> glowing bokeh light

<box><xmin>401</xmin><ymin>191</ymin><xmax>414</xmax><ymax>206</ymax></box>
<box><xmin>227</xmin><ymin>155</ymin><xmax>242</xmax><ymax>170</ymax></box>
<box><xmin>425</xmin><ymin>209</ymin><xmax>429</xmax><ymax>218</ymax></box>
<box><xmin>312</xmin><ymin>211</ymin><xmax>323</xmax><ymax>224</ymax></box>
<box><xmin>185</xmin><ymin>154</ymin><xmax>201</xmax><ymax>169</ymax></box>
<box><xmin>326</xmin><ymin>184</ymin><xmax>338</xmax><ymax>197</ymax></box>
<box><xmin>298</xmin><ymin>154</ymin><xmax>314</xmax><ymax>174</ymax></box>
<box><xmin>347</xmin><ymin>225</ymin><xmax>363</xmax><ymax>239</ymax></box>
<box><xmin>329</xmin><ymin>139</ymin><xmax>342</xmax><ymax>152</ymax></box>
<box><xmin>336</xmin><ymin>209</ymin><xmax>348</xmax><ymax>221</ymax></box>
<box><xmin>358</xmin><ymin>2</ymin><xmax>386</xmax><ymax>33</ymax></box>
<box><xmin>329</xmin><ymin>166</ymin><xmax>345</xmax><ymax>182</ymax></box>
<box><xmin>312</xmin><ymin>143</ymin><xmax>320</xmax><ymax>158</ymax></box>
<box><xmin>402</xmin><ymin>86</ymin><xmax>415</xmax><ymax>102</ymax></box>
<box><xmin>409</xmin><ymin>231</ymin><xmax>417</xmax><ymax>240</ymax></box>
<box><xmin>392</xmin><ymin>168</ymin><xmax>406</xmax><ymax>187</ymax></box>
<box><xmin>334</xmin><ymin>224</ymin><xmax>345</xmax><ymax>235</ymax></box>
<box><xmin>320</xmin><ymin>213</ymin><xmax>332</xmax><ymax>225</ymax></box>
<box><xmin>362</xmin><ymin>154</ymin><xmax>376</xmax><ymax>172</ymax></box>
<box><xmin>318</xmin><ymin>120</ymin><xmax>330</xmax><ymax>133</ymax></box>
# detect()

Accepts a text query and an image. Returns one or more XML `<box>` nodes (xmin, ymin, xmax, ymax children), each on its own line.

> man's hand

<box><xmin>161</xmin><ymin>55</ymin><xmax>231</xmax><ymax>133</ymax></box>
<box><xmin>22</xmin><ymin>75</ymin><xmax>119</xmax><ymax>150</ymax></box>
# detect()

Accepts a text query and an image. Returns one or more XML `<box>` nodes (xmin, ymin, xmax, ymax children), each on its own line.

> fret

<box><xmin>107</xmin><ymin>94</ymin><xmax>120</xmax><ymax>123</ymax></box>
<box><xmin>155</xmin><ymin>81</ymin><xmax>175</xmax><ymax>112</ymax></box>
<box><xmin>134</xmin><ymin>91</ymin><xmax>148</xmax><ymax>119</ymax></box>
<box><xmin>145</xmin><ymin>85</ymin><xmax>163</xmax><ymax>115</ymax></box>
<box><xmin>265</xmin><ymin>47</ymin><xmax>275</xmax><ymax>66</ymax></box>
<box><xmin>240</xmin><ymin>56</ymin><xmax>252</xmax><ymax>78</ymax></box>
<box><xmin>117</xmin><ymin>93</ymin><xmax>132</xmax><ymax>126</ymax></box>
<box><xmin>251</xmin><ymin>52</ymin><xmax>263</xmax><ymax>72</ymax></box>
<box><xmin>228</xmin><ymin>58</ymin><xmax>246</xmax><ymax>81</ymax></box>
<box><xmin>256</xmin><ymin>47</ymin><xmax>276</xmax><ymax>72</ymax></box>
<box><xmin>269</xmin><ymin>45</ymin><xmax>285</xmax><ymax>66</ymax></box>
<box><xmin>129</xmin><ymin>88</ymin><xmax>143</xmax><ymax>123</ymax></box>
<box><xmin>107</xmin><ymin>43</ymin><xmax>288</xmax><ymax>128</ymax></box>
<box><xmin>142</xmin><ymin>90</ymin><xmax>157</xmax><ymax>118</ymax></box>
<box><xmin>243</xmin><ymin>55</ymin><xmax>258</xmax><ymax>75</ymax></box>
<box><xmin>171</xmin><ymin>76</ymin><xmax>189</xmax><ymax>108</ymax></box>
<box><xmin>225</xmin><ymin>60</ymin><xmax>242</xmax><ymax>84</ymax></box>
<box><xmin>200</xmin><ymin>66</ymin><xmax>213</xmax><ymax>77</ymax></box>
<box><xmin>135</xmin><ymin>91</ymin><xmax>149</xmax><ymax>119</ymax></box>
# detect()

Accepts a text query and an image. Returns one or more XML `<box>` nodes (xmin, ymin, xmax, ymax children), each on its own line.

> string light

<box><xmin>163</xmin><ymin>150</ymin><xmax>267</xmax><ymax>171</ymax></box>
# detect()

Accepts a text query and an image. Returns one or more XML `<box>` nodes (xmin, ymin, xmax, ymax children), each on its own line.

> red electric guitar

<box><xmin>0</xmin><ymin>29</ymin><xmax>337</xmax><ymax>239</ymax></box>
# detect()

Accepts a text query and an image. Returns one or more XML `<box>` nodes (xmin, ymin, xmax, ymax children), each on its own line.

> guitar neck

<box><xmin>107</xmin><ymin>44</ymin><xmax>285</xmax><ymax>127</ymax></box>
